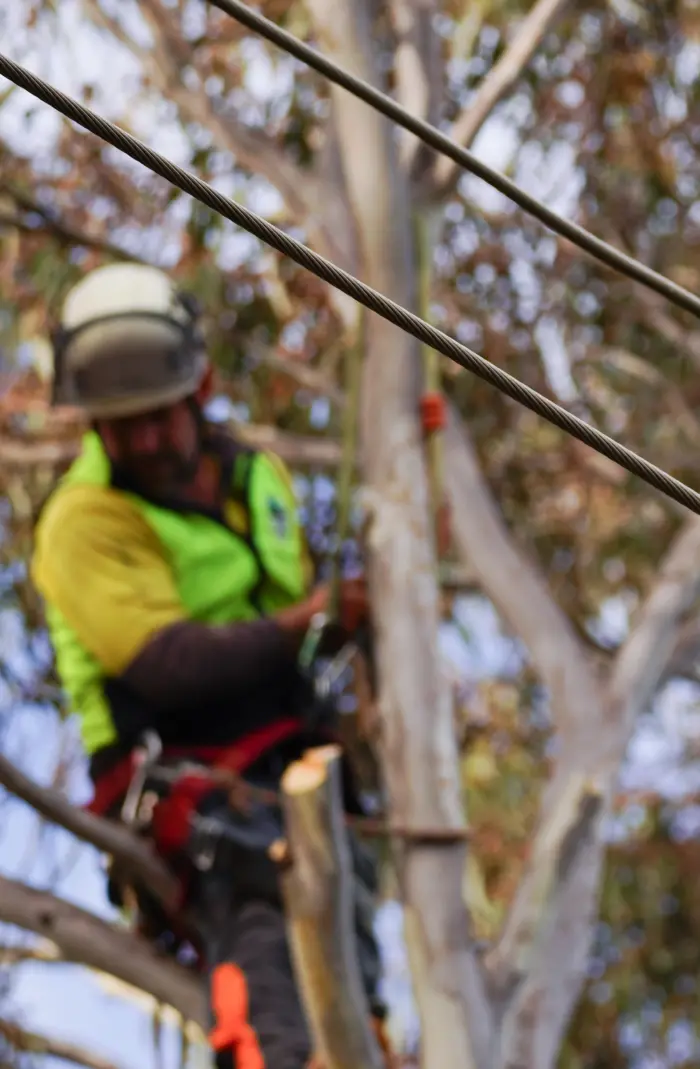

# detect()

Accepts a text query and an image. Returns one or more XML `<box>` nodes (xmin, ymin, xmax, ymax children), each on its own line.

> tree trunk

<box><xmin>304</xmin><ymin>3</ymin><xmax>492</xmax><ymax>1066</ymax></box>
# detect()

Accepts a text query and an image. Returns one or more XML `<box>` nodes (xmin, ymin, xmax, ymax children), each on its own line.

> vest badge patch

<box><xmin>268</xmin><ymin>497</ymin><xmax>288</xmax><ymax>538</ymax></box>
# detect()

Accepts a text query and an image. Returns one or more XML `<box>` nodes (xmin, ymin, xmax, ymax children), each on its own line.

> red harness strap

<box><xmin>88</xmin><ymin>718</ymin><xmax>305</xmax><ymax>927</ymax></box>
<box><xmin>86</xmin><ymin>717</ymin><xmax>304</xmax><ymax>845</ymax></box>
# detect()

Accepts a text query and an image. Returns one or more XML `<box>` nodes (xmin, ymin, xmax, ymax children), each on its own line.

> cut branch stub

<box><xmin>278</xmin><ymin>744</ymin><xmax>384</xmax><ymax>1069</ymax></box>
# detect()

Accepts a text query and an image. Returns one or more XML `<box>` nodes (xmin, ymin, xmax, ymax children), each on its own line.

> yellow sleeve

<box><xmin>32</xmin><ymin>485</ymin><xmax>187</xmax><ymax>676</ymax></box>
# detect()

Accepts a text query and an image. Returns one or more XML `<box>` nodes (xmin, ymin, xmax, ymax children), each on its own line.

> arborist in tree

<box><xmin>31</xmin><ymin>262</ymin><xmax>389</xmax><ymax>1069</ymax></box>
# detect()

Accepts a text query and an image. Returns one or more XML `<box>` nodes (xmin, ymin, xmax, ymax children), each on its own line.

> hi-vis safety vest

<box><xmin>42</xmin><ymin>430</ymin><xmax>310</xmax><ymax>755</ymax></box>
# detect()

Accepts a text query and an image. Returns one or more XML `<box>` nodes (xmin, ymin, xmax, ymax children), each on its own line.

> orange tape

<box><xmin>420</xmin><ymin>391</ymin><xmax>446</xmax><ymax>433</ymax></box>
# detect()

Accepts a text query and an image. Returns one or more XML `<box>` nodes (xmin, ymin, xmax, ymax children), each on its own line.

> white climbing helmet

<box><xmin>52</xmin><ymin>262</ymin><xmax>207</xmax><ymax>418</ymax></box>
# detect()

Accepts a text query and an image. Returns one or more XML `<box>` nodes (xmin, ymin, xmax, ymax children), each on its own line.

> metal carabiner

<box><xmin>297</xmin><ymin>611</ymin><xmax>329</xmax><ymax>673</ymax></box>
<box><xmin>120</xmin><ymin>730</ymin><xmax>163</xmax><ymax>829</ymax></box>
<box><xmin>314</xmin><ymin>641</ymin><xmax>358</xmax><ymax>700</ymax></box>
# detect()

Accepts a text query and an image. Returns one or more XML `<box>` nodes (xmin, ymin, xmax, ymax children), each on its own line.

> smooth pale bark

<box><xmin>0</xmin><ymin>876</ymin><xmax>206</xmax><ymax>1026</ymax></box>
<box><xmin>304</xmin><ymin>3</ymin><xmax>492</xmax><ymax>1066</ymax></box>
<box><xmin>279</xmin><ymin>745</ymin><xmax>384</xmax><ymax>1069</ymax></box>
<box><xmin>445</xmin><ymin>403</ymin><xmax>700</xmax><ymax>1064</ymax></box>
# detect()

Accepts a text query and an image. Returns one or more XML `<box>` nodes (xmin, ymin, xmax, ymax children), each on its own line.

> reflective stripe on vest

<box><xmin>45</xmin><ymin>431</ymin><xmax>309</xmax><ymax>755</ymax></box>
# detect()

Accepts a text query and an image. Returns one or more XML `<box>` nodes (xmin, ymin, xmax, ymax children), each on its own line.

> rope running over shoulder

<box><xmin>1</xmin><ymin>53</ymin><xmax>700</xmax><ymax>515</ymax></box>
<box><xmin>206</xmin><ymin>0</ymin><xmax>700</xmax><ymax>323</ymax></box>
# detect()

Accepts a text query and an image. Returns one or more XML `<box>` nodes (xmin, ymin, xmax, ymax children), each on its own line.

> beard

<box><xmin>117</xmin><ymin>447</ymin><xmax>201</xmax><ymax>499</ymax></box>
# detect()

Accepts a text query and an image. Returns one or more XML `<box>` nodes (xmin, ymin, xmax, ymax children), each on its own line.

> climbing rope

<box><xmin>328</xmin><ymin>313</ymin><xmax>364</xmax><ymax>621</ymax></box>
<box><xmin>2</xmin><ymin>54</ymin><xmax>700</xmax><ymax>515</ymax></box>
<box><xmin>205</xmin><ymin>0</ymin><xmax>700</xmax><ymax>323</ymax></box>
<box><xmin>415</xmin><ymin>210</ymin><xmax>448</xmax><ymax>554</ymax></box>
<box><xmin>297</xmin><ymin>315</ymin><xmax>364</xmax><ymax>684</ymax></box>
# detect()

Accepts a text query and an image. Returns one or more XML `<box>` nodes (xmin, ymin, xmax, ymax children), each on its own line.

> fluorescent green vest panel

<box><xmin>44</xmin><ymin>431</ymin><xmax>308</xmax><ymax>754</ymax></box>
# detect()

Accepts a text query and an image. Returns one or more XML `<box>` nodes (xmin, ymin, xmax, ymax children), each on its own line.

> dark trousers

<box><xmin>187</xmin><ymin>788</ymin><xmax>385</xmax><ymax>1069</ymax></box>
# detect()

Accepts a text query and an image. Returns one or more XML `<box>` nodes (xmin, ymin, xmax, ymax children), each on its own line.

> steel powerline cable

<box><xmin>204</xmin><ymin>0</ymin><xmax>700</xmax><ymax>323</ymax></box>
<box><xmin>1</xmin><ymin>52</ymin><xmax>700</xmax><ymax>514</ymax></box>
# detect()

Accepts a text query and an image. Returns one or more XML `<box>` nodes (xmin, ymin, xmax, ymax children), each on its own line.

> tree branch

<box><xmin>443</xmin><ymin>402</ymin><xmax>616</xmax><ymax>1065</ymax></box>
<box><xmin>575</xmin><ymin>218</ymin><xmax>700</xmax><ymax>371</ymax></box>
<box><xmin>0</xmin><ymin>877</ymin><xmax>206</xmax><ymax>1026</ymax></box>
<box><xmin>0</xmin><ymin>184</ymin><xmax>146</xmax><ymax>263</ymax></box>
<box><xmin>0</xmin><ymin>434</ymin><xmax>79</xmax><ymax>470</ymax></box>
<box><xmin>429</xmin><ymin>0</ymin><xmax>574</xmax><ymax>198</ymax></box>
<box><xmin>0</xmin><ymin>1019</ymin><xmax>127</xmax><ymax>1069</ymax></box>
<box><xmin>234</xmin><ymin>422</ymin><xmax>343</xmax><ymax>467</ymax></box>
<box><xmin>598</xmin><ymin>346</ymin><xmax>700</xmax><ymax>448</ymax></box>
<box><xmin>0</xmin><ymin>942</ymin><xmax>62</xmax><ymax>965</ymax></box>
<box><xmin>278</xmin><ymin>745</ymin><xmax>384</xmax><ymax>1069</ymax></box>
<box><xmin>0</xmin><ymin>753</ymin><xmax>179</xmax><ymax>911</ymax></box>
<box><xmin>389</xmin><ymin>0</ymin><xmax>443</xmax><ymax>173</ymax></box>
<box><xmin>490</xmin><ymin>515</ymin><xmax>700</xmax><ymax>1066</ymax></box>
<box><xmin>484</xmin><ymin>774</ymin><xmax>604</xmax><ymax>997</ymax></box>
<box><xmin>443</xmin><ymin>402</ymin><xmax>596</xmax><ymax>742</ymax></box>
<box><xmin>638</xmin><ymin>292</ymin><xmax>700</xmax><ymax>372</ymax></box>
<box><xmin>255</xmin><ymin>352</ymin><xmax>345</xmax><ymax>408</ymax></box>
<box><xmin>0</xmin><ymin>423</ymin><xmax>343</xmax><ymax>472</ymax></box>
<box><xmin>665</xmin><ymin>615</ymin><xmax>700</xmax><ymax>684</ymax></box>
<box><xmin>605</xmin><ymin>515</ymin><xmax>700</xmax><ymax>745</ymax></box>
<box><xmin>83</xmin><ymin>0</ymin><xmax>345</xmax><ymax>263</ymax></box>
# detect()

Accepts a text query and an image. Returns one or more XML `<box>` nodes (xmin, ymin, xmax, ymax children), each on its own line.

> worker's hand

<box><xmin>316</xmin><ymin>577</ymin><xmax>371</xmax><ymax>655</ymax></box>
<box><xmin>275</xmin><ymin>577</ymin><xmax>371</xmax><ymax>647</ymax></box>
<box><xmin>275</xmin><ymin>584</ymin><xmax>330</xmax><ymax>641</ymax></box>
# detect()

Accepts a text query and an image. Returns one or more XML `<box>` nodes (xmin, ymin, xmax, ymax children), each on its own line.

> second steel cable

<box><xmin>204</xmin><ymin>0</ymin><xmax>700</xmax><ymax>323</ymax></box>
<box><xmin>1</xmin><ymin>52</ymin><xmax>700</xmax><ymax>514</ymax></box>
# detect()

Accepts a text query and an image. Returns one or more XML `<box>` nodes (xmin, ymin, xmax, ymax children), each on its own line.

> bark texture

<box><xmin>279</xmin><ymin>744</ymin><xmax>384</xmax><ymax>1069</ymax></box>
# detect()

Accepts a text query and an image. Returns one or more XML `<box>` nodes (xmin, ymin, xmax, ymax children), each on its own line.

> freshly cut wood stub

<box><xmin>280</xmin><ymin>744</ymin><xmax>384</xmax><ymax>1069</ymax></box>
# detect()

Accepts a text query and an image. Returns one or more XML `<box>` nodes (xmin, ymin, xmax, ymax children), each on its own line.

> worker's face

<box><xmin>96</xmin><ymin>397</ymin><xmax>202</xmax><ymax>497</ymax></box>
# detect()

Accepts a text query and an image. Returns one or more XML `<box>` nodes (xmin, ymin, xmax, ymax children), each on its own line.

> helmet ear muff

<box><xmin>50</xmin><ymin>324</ymin><xmax>74</xmax><ymax>407</ymax></box>
<box><xmin>176</xmin><ymin>290</ymin><xmax>201</xmax><ymax>321</ymax></box>
<box><xmin>174</xmin><ymin>290</ymin><xmax>206</xmax><ymax>353</ymax></box>
<box><xmin>50</xmin><ymin>297</ymin><xmax>205</xmax><ymax>413</ymax></box>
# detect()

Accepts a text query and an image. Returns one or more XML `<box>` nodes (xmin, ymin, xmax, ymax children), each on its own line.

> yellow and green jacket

<box><xmin>32</xmin><ymin>428</ymin><xmax>313</xmax><ymax>768</ymax></box>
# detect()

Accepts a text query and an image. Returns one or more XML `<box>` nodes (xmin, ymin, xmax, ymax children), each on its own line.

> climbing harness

<box><xmin>87</xmin><ymin>718</ymin><xmax>305</xmax><ymax>829</ymax></box>
<box><xmin>1</xmin><ymin>55</ymin><xmax>699</xmax><ymax>513</ymax></box>
<box><xmin>101</xmin><ymin>727</ymin><xmax>290</xmax><ymax>961</ymax></box>
<box><xmin>329</xmin><ymin>311</ymin><xmax>364</xmax><ymax>619</ymax></box>
<box><xmin>120</xmin><ymin>730</ymin><xmax>163</xmax><ymax>831</ymax></box>
<box><xmin>102</xmin><ymin>721</ymin><xmax>468</xmax><ymax>906</ymax></box>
